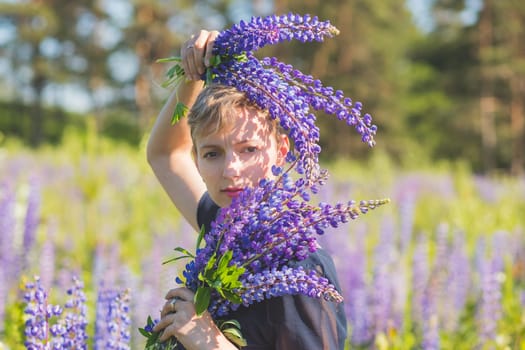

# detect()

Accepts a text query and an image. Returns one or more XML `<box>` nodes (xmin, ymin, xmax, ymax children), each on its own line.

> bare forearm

<box><xmin>178</xmin><ymin>331</ymin><xmax>239</xmax><ymax>350</ymax></box>
<box><xmin>145</xmin><ymin>30</ymin><xmax>218</xmax><ymax>232</ymax></box>
<box><xmin>146</xmin><ymin>80</ymin><xmax>206</xmax><ymax>231</ymax></box>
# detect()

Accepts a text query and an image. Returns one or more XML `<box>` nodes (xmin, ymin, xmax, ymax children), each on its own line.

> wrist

<box><xmin>178</xmin><ymin>329</ymin><xmax>238</xmax><ymax>350</ymax></box>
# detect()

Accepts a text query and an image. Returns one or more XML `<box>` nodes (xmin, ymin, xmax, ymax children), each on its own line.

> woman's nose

<box><xmin>223</xmin><ymin>153</ymin><xmax>242</xmax><ymax>177</ymax></box>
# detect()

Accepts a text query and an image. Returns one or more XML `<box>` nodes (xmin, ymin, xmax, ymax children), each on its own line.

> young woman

<box><xmin>147</xmin><ymin>30</ymin><xmax>347</xmax><ymax>350</ymax></box>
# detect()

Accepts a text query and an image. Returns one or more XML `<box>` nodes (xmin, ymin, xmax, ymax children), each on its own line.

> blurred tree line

<box><xmin>0</xmin><ymin>0</ymin><xmax>523</xmax><ymax>175</ymax></box>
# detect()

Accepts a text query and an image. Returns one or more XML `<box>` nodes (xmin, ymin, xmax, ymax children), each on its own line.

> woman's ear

<box><xmin>276</xmin><ymin>134</ymin><xmax>290</xmax><ymax>166</ymax></box>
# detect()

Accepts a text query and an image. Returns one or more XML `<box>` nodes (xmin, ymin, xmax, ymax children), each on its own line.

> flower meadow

<box><xmin>0</xmin><ymin>128</ymin><xmax>525</xmax><ymax>349</ymax></box>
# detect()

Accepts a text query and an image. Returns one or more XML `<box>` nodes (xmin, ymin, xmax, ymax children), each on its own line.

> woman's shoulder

<box><xmin>197</xmin><ymin>192</ymin><xmax>220</xmax><ymax>233</ymax></box>
<box><xmin>295</xmin><ymin>248</ymin><xmax>337</xmax><ymax>273</ymax></box>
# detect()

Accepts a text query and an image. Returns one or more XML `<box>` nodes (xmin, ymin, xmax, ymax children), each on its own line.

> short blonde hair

<box><xmin>187</xmin><ymin>85</ymin><xmax>275</xmax><ymax>144</ymax></box>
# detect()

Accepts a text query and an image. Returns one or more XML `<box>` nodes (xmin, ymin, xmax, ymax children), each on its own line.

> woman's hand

<box><xmin>182</xmin><ymin>30</ymin><xmax>220</xmax><ymax>81</ymax></box>
<box><xmin>153</xmin><ymin>287</ymin><xmax>237</xmax><ymax>350</ymax></box>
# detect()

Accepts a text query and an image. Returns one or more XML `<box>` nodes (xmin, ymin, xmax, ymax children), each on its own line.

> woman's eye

<box><xmin>203</xmin><ymin>151</ymin><xmax>218</xmax><ymax>158</ymax></box>
<box><xmin>244</xmin><ymin>146</ymin><xmax>258</xmax><ymax>153</ymax></box>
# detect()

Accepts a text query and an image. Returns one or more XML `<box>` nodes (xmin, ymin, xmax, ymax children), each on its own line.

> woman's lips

<box><xmin>222</xmin><ymin>188</ymin><xmax>243</xmax><ymax>198</ymax></box>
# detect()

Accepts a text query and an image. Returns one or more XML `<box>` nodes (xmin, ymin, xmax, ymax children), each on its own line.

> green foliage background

<box><xmin>1</xmin><ymin>0</ymin><xmax>524</xmax><ymax>174</ymax></box>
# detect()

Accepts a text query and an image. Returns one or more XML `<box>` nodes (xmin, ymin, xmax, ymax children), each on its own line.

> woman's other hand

<box><xmin>153</xmin><ymin>287</ymin><xmax>237</xmax><ymax>350</ymax></box>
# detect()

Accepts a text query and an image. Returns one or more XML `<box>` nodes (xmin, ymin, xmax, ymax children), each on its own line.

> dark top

<box><xmin>197</xmin><ymin>192</ymin><xmax>348</xmax><ymax>350</ymax></box>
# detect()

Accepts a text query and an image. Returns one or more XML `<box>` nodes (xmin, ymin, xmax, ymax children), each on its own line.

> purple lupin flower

<box><xmin>0</xmin><ymin>268</ymin><xmax>6</xmax><ymax>334</ymax></box>
<box><xmin>477</xmin><ymin>251</ymin><xmax>503</xmax><ymax>347</ymax></box>
<box><xmin>94</xmin><ymin>288</ymin><xmax>116</xmax><ymax>349</ymax></box>
<box><xmin>419</xmin><ymin>227</ymin><xmax>447</xmax><ymax>350</ymax></box>
<box><xmin>421</xmin><ymin>284</ymin><xmax>440</xmax><ymax>350</ymax></box>
<box><xmin>0</xmin><ymin>182</ymin><xmax>16</xmax><ymax>333</ymax></box>
<box><xmin>61</xmin><ymin>277</ymin><xmax>88</xmax><ymax>349</ymax></box>
<box><xmin>397</xmin><ymin>186</ymin><xmax>417</xmax><ymax>253</ymax></box>
<box><xmin>211</xmin><ymin>52</ymin><xmax>376</xmax><ymax>182</ymax></box>
<box><xmin>134</xmin><ymin>232</ymin><xmax>178</xmax><ymax>341</ymax></box>
<box><xmin>178</xmin><ymin>169</ymin><xmax>388</xmax><ymax>318</ymax></box>
<box><xmin>163</xmin><ymin>13</ymin><xmax>376</xmax><ymax>184</ymax></box>
<box><xmin>38</xmin><ymin>222</ymin><xmax>57</xmax><ymax>291</ymax></box>
<box><xmin>210</xmin><ymin>265</ymin><xmax>343</xmax><ymax>316</ymax></box>
<box><xmin>346</xmin><ymin>231</ymin><xmax>373</xmax><ymax>346</ymax></box>
<box><xmin>22</xmin><ymin>178</ymin><xmax>41</xmax><ymax>263</ymax></box>
<box><xmin>23</xmin><ymin>276</ymin><xmax>63</xmax><ymax>349</ymax></box>
<box><xmin>107</xmin><ymin>289</ymin><xmax>132</xmax><ymax>350</ymax></box>
<box><xmin>473</xmin><ymin>175</ymin><xmax>501</xmax><ymax>203</ymax></box>
<box><xmin>0</xmin><ymin>182</ymin><xmax>16</xmax><ymax>283</ymax></box>
<box><xmin>213</xmin><ymin>14</ymin><xmax>339</xmax><ymax>55</ymax></box>
<box><xmin>94</xmin><ymin>287</ymin><xmax>132</xmax><ymax>350</ymax></box>
<box><xmin>370</xmin><ymin>215</ymin><xmax>399</xmax><ymax>337</ymax></box>
<box><xmin>473</xmin><ymin>237</ymin><xmax>487</xmax><ymax>295</ymax></box>
<box><xmin>315</xmin><ymin>189</ymin><xmax>371</xmax><ymax>346</ymax></box>
<box><xmin>411</xmin><ymin>234</ymin><xmax>430</xmax><ymax>326</ymax></box>
<box><xmin>442</xmin><ymin>229</ymin><xmax>470</xmax><ymax>332</ymax></box>
<box><xmin>93</xmin><ymin>243</ymin><xmax>122</xmax><ymax>289</ymax></box>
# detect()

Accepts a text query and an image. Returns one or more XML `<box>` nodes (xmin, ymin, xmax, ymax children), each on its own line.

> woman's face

<box><xmin>194</xmin><ymin>107</ymin><xmax>289</xmax><ymax>208</ymax></box>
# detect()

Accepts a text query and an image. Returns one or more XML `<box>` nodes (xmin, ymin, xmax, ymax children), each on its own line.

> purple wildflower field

<box><xmin>1</xmin><ymin>135</ymin><xmax>524</xmax><ymax>349</ymax></box>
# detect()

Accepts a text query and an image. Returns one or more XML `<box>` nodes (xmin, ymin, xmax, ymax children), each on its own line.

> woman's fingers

<box><xmin>153</xmin><ymin>289</ymin><xmax>199</xmax><ymax>342</ymax></box>
<box><xmin>182</xmin><ymin>30</ymin><xmax>219</xmax><ymax>81</ymax></box>
<box><xmin>159</xmin><ymin>287</ymin><xmax>194</xmax><ymax>317</ymax></box>
<box><xmin>181</xmin><ymin>37</ymin><xmax>196</xmax><ymax>81</ymax></box>
<box><xmin>153</xmin><ymin>312</ymin><xmax>176</xmax><ymax>333</ymax></box>
<box><xmin>160</xmin><ymin>296</ymin><xmax>180</xmax><ymax>318</ymax></box>
<box><xmin>164</xmin><ymin>287</ymin><xmax>195</xmax><ymax>301</ymax></box>
<box><xmin>152</xmin><ymin>313</ymin><xmax>186</xmax><ymax>343</ymax></box>
<box><xmin>204</xmin><ymin>30</ymin><xmax>219</xmax><ymax>67</ymax></box>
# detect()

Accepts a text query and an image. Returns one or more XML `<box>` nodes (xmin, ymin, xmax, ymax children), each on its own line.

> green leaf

<box><xmin>196</xmin><ymin>225</ymin><xmax>205</xmax><ymax>251</ymax></box>
<box><xmin>204</xmin><ymin>267</ymin><xmax>218</xmax><ymax>283</ymax></box>
<box><xmin>162</xmin><ymin>246</ymin><xmax>195</xmax><ymax>265</ymax></box>
<box><xmin>174</xmin><ymin>64</ymin><xmax>185</xmax><ymax>76</ymax></box>
<box><xmin>145</xmin><ymin>331</ymin><xmax>161</xmax><ymax>347</ymax></box>
<box><xmin>220</xmin><ymin>266</ymin><xmax>245</xmax><ymax>288</ymax></box>
<box><xmin>172</xmin><ymin>102</ymin><xmax>189</xmax><ymax>124</ymax></box>
<box><xmin>203</xmin><ymin>255</ymin><xmax>217</xmax><ymax>276</ymax></box>
<box><xmin>194</xmin><ymin>286</ymin><xmax>212</xmax><ymax>315</ymax></box>
<box><xmin>219</xmin><ymin>319</ymin><xmax>242</xmax><ymax>328</ymax></box>
<box><xmin>162</xmin><ymin>256</ymin><xmax>187</xmax><ymax>265</ymax></box>
<box><xmin>224</xmin><ymin>332</ymin><xmax>247</xmax><ymax>347</ymax></box>
<box><xmin>173</xmin><ymin>246</ymin><xmax>195</xmax><ymax>257</ymax></box>
<box><xmin>223</xmin><ymin>327</ymin><xmax>247</xmax><ymax>345</ymax></box>
<box><xmin>211</xmin><ymin>280</ymin><xmax>223</xmax><ymax>289</ymax></box>
<box><xmin>235</xmin><ymin>53</ymin><xmax>249</xmax><ymax>63</ymax></box>
<box><xmin>209</xmin><ymin>55</ymin><xmax>221</xmax><ymax>66</ymax></box>
<box><xmin>218</xmin><ymin>319</ymin><xmax>247</xmax><ymax>347</ymax></box>
<box><xmin>156</xmin><ymin>56</ymin><xmax>182</xmax><ymax>63</ymax></box>
<box><xmin>165</xmin><ymin>64</ymin><xmax>178</xmax><ymax>79</ymax></box>
<box><xmin>138</xmin><ymin>327</ymin><xmax>151</xmax><ymax>337</ymax></box>
<box><xmin>220</xmin><ymin>290</ymin><xmax>242</xmax><ymax>304</ymax></box>
<box><xmin>206</xmin><ymin>68</ymin><xmax>213</xmax><ymax>86</ymax></box>
<box><xmin>160</xmin><ymin>74</ymin><xmax>182</xmax><ymax>89</ymax></box>
<box><xmin>217</xmin><ymin>250</ymin><xmax>233</xmax><ymax>271</ymax></box>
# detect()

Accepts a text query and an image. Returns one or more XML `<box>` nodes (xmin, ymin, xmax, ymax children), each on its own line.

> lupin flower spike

<box><xmin>177</xmin><ymin>171</ymin><xmax>389</xmax><ymax>318</ymax></box>
<box><xmin>159</xmin><ymin>12</ymin><xmax>377</xmax><ymax>184</ymax></box>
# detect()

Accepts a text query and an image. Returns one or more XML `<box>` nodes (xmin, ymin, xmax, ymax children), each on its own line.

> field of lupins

<box><xmin>1</xmin><ymin>126</ymin><xmax>524</xmax><ymax>349</ymax></box>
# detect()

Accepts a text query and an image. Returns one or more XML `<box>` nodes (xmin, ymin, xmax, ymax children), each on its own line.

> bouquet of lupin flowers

<box><xmin>140</xmin><ymin>13</ymin><xmax>389</xmax><ymax>349</ymax></box>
